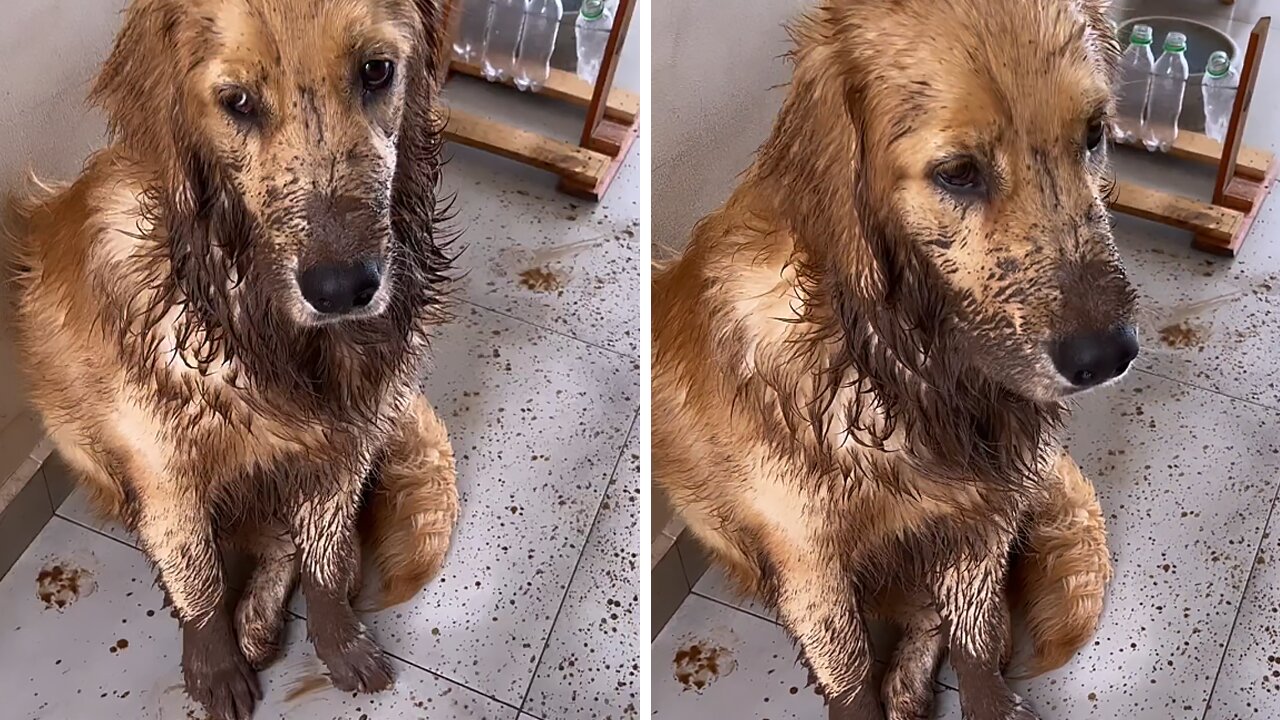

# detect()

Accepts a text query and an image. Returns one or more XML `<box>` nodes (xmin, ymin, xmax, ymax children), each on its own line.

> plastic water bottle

<box><xmin>1201</xmin><ymin>50</ymin><xmax>1239</xmax><ymax>143</ymax></box>
<box><xmin>575</xmin><ymin>0</ymin><xmax>614</xmax><ymax>84</ymax></box>
<box><xmin>453</xmin><ymin>0</ymin><xmax>494</xmax><ymax>64</ymax></box>
<box><xmin>1142</xmin><ymin>32</ymin><xmax>1189</xmax><ymax>152</ymax></box>
<box><xmin>1113</xmin><ymin>24</ymin><xmax>1155</xmax><ymax>143</ymax></box>
<box><xmin>514</xmin><ymin>0</ymin><xmax>562</xmax><ymax>91</ymax></box>
<box><xmin>482</xmin><ymin>0</ymin><xmax>524</xmax><ymax>81</ymax></box>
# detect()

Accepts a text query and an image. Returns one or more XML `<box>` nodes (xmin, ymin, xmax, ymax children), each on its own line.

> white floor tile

<box><xmin>1110</xmin><ymin>204</ymin><xmax>1280</xmax><ymax>409</ymax></box>
<box><xmin>442</xmin><ymin>143</ymin><xmax>642</xmax><ymax>357</ymax></box>
<box><xmin>652</xmin><ymin>594</ymin><xmax>961</xmax><ymax>719</ymax></box>
<box><xmin>523</xmin><ymin>423</ymin><xmax>640</xmax><ymax>719</ymax></box>
<box><xmin>352</xmin><ymin>303</ymin><xmax>638</xmax><ymax>707</ymax></box>
<box><xmin>995</xmin><ymin>371</ymin><xmax>1278</xmax><ymax>717</ymax></box>
<box><xmin>1204</xmin><ymin>517</ymin><xmax>1280</xmax><ymax>719</ymax></box>
<box><xmin>0</xmin><ymin>517</ymin><xmax>519</xmax><ymax>720</ymax></box>
<box><xmin>56</xmin><ymin>486</ymin><xmax>135</xmax><ymax>548</ymax></box>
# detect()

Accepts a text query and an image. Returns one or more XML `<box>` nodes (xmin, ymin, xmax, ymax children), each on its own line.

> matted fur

<box><xmin>653</xmin><ymin>1</ymin><xmax>1131</xmax><ymax>718</ymax></box>
<box><xmin>7</xmin><ymin>1</ymin><xmax>459</xmax><ymax>718</ymax></box>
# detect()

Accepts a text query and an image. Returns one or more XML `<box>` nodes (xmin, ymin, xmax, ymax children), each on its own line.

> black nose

<box><xmin>297</xmin><ymin>259</ymin><xmax>382</xmax><ymax>315</ymax></box>
<box><xmin>1051</xmin><ymin>325</ymin><xmax>1140</xmax><ymax>388</ymax></box>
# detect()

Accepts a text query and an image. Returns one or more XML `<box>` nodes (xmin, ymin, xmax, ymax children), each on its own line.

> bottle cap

<box><xmin>1205</xmin><ymin>50</ymin><xmax>1232</xmax><ymax>77</ymax></box>
<box><xmin>1163</xmin><ymin>31</ymin><xmax>1187</xmax><ymax>52</ymax></box>
<box><xmin>581</xmin><ymin>0</ymin><xmax>606</xmax><ymax>19</ymax></box>
<box><xmin>1129</xmin><ymin>24</ymin><xmax>1153</xmax><ymax>45</ymax></box>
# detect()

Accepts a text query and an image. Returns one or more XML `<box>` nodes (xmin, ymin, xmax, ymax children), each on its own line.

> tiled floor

<box><xmin>0</xmin><ymin>119</ymin><xmax>642</xmax><ymax>717</ymax></box>
<box><xmin>653</xmin><ymin>5</ymin><xmax>1280</xmax><ymax>720</ymax></box>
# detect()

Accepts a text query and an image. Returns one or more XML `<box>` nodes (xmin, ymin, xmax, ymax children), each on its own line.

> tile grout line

<box><xmin>1131</xmin><ymin>366</ymin><xmax>1280</xmax><ymax>415</ymax></box>
<box><xmin>454</xmin><ymin>297</ymin><xmax>635</xmax><ymax>360</ymax></box>
<box><xmin>1198</xmin><ymin>472</ymin><xmax>1280</xmax><ymax>720</ymax></box>
<box><xmin>53</xmin><ymin>511</ymin><xmax>141</xmax><ymax>554</ymax></box>
<box><xmin>686</xmin><ymin>590</ymin><xmax>781</xmax><ymax>628</ymax></box>
<box><xmin>44</xmin><ymin>523</ymin><xmax>531</xmax><ymax>716</ymax></box>
<box><xmin>516</xmin><ymin>410</ymin><xmax>639</xmax><ymax>715</ymax></box>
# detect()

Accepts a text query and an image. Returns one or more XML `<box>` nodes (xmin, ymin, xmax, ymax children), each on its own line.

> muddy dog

<box><xmin>653</xmin><ymin>0</ymin><xmax>1136</xmax><ymax>718</ymax></box>
<box><xmin>7</xmin><ymin>1</ymin><xmax>459</xmax><ymax>718</ymax></box>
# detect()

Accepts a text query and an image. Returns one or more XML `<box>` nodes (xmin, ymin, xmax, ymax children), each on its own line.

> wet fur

<box><xmin>7</xmin><ymin>1</ymin><xmax>458</xmax><ymax>718</ymax></box>
<box><xmin>653</xmin><ymin>1</ymin><xmax>1131</xmax><ymax>718</ymax></box>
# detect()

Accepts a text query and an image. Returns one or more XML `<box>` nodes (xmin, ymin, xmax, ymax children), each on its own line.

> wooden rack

<box><xmin>438</xmin><ymin>0</ymin><xmax>639</xmax><ymax>201</ymax></box>
<box><xmin>1110</xmin><ymin>16</ymin><xmax>1275</xmax><ymax>257</ymax></box>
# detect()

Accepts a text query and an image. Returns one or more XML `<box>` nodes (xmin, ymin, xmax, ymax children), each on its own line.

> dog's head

<box><xmin>93</xmin><ymin>0</ymin><xmax>448</xmax><ymax>326</ymax></box>
<box><xmin>792</xmin><ymin>0</ymin><xmax>1137</xmax><ymax>402</ymax></box>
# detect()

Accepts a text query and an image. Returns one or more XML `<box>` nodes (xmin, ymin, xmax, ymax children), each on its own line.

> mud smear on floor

<box><xmin>284</xmin><ymin>672</ymin><xmax>332</xmax><ymax>702</ymax></box>
<box><xmin>1158</xmin><ymin>320</ymin><xmax>1208</xmax><ymax>349</ymax></box>
<box><xmin>673</xmin><ymin>634</ymin><xmax>738</xmax><ymax>693</ymax></box>
<box><xmin>1142</xmin><ymin>290</ymin><xmax>1245</xmax><ymax>351</ymax></box>
<box><xmin>501</xmin><ymin>238</ymin><xmax>601</xmax><ymax>294</ymax></box>
<box><xmin>519</xmin><ymin>266</ymin><xmax>565</xmax><ymax>293</ymax></box>
<box><xmin>36</xmin><ymin>559</ymin><xmax>96</xmax><ymax>610</ymax></box>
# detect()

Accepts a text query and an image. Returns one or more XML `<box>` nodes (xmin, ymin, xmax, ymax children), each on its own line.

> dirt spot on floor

<box><xmin>1158</xmin><ymin>321</ymin><xmax>1207</xmax><ymax>349</ymax></box>
<box><xmin>674</xmin><ymin>639</ymin><xmax>737</xmax><ymax>692</ymax></box>
<box><xmin>518</xmin><ymin>265</ymin><xmax>565</xmax><ymax>293</ymax></box>
<box><xmin>36</xmin><ymin>560</ymin><xmax>96</xmax><ymax>610</ymax></box>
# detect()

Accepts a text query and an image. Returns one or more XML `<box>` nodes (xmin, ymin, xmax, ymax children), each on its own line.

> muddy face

<box><xmin>188</xmin><ymin>0</ymin><xmax>421</xmax><ymax>325</ymax></box>
<box><xmin>849</xmin><ymin>0</ymin><xmax>1138</xmax><ymax>401</ymax></box>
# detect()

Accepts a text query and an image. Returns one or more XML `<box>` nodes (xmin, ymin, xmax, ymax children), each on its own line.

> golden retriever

<box><xmin>7</xmin><ymin>1</ymin><xmax>458</xmax><ymax>718</ymax></box>
<box><xmin>653</xmin><ymin>0</ymin><xmax>1135</xmax><ymax>718</ymax></box>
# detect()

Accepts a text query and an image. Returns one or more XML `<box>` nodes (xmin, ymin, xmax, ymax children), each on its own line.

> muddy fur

<box><xmin>6</xmin><ymin>1</ymin><xmax>460</xmax><ymax>718</ymax></box>
<box><xmin>653</xmin><ymin>1</ymin><xmax>1133</xmax><ymax>718</ymax></box>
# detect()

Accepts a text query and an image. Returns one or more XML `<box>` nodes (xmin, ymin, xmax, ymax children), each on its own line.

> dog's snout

<box><xmin>1051</xmin><ymin>325</ymin><xmax>1139</xmax><ymax>389</ymax></box>
<box><xmin>298</xmin><ymin>259</ymin><xmax>382</xmax><ymax>315</ymax></box>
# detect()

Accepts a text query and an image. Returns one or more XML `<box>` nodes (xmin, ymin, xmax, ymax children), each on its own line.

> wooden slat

<box><xmin>579</xmin><ymin>0</ymin><xmax>634</xmax><ymax>146</ymax></box>
<box><xmin>1215</xmin><ymin>17</ymin><xmax>1270</xmax><ymax>204</ymax></box>
<box><xmin>449</xmin><ymin>60</ymin><xmax>639</xmax><ymax>124</ymax></box>
<box><xmin>558</xmin><ymin>119</ymin><xmax>639</xmax><ymax>202</ymax></box>
<box><xmin>442</xmin><ymin>106</ymin><xmax>610</xmax><ymax>187</ymax></box>
<box><xmin>1109</xmin><ymin>180</ymin><xmax>1243</xmax><ymax>241</ymax></box>
<box><xmin>1114</xmin><ymin>131</ymin><xmax>1274</xmax><ymax>182</ymax></box>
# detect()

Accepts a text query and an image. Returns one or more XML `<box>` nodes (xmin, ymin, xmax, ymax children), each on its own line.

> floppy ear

<box><xmin>92</xmin><ymin>0</ymin><xmax>249</xmax><ymax>348</ymax></box>
<box><xmin>91</xmin><ymin>0</ymin><xmax>195</xmax><ymax>187</ymax></box>
<box><xmin>1074</xmin><ymin>0</ymin><xmax>1122</xmax><ymax>78</ymax></box>
<box><xmin>391</xmin><ymin>0</ymin><xmax>450</xmax><ymax>263</ymax></box>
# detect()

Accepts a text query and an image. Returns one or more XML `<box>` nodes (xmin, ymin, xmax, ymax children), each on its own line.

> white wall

<box><xmin>0</xmin><ymin>1</ymin><xmax>127</xmax><ymax>477</ymax></box>
<box><xmin>651</xmin><ymin>0</ymin><xmax>807</xmax><ymax>254</ymax></box>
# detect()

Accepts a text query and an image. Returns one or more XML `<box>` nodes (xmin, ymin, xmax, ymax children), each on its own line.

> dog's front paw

<box><xmin>183</xmin><ymin>623</ymin><xmax>261</xmax><ymax>720</ymax></box>
<box><xmin>827</xmin><ymin>687</ymin><xmax>887</xmax><ymax>720</ymax></box>
<box><xmin>316</xmin><ymin>623</ymin><xmax>396</xmax><ymax>693</ymax></box>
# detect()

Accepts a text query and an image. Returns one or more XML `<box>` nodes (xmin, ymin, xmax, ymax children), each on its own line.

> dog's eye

<box><xmin>933</xmin><ymin>158</ymin><xmax>985</xmax><ymax>194</ymax></box>
<box><xmin>1086</xmin><ymin>119</ymin><xmax>1105</xmax><ymax>152</ymax></box>
<box><xmin>361</xmin><ymin>60</ymin><xmax>395</xmax><ymax>92</ymax></box>
<box><xmin>220</xmin><ymin>88</ymin><xmax>257</xmax><ymax>118</ymax></box>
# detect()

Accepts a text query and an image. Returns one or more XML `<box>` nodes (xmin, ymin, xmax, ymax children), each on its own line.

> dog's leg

<box><xmin>774</xmin><ymin>562</ymin><xmax>885</xmax><ymax>720</ymax></box>
<box><xmin>883</xmin><ymin>607</ymin><xmax>946</xmax><ymax>720</ymax></box>
<box><xmin>234</xmin><ymin>523</ymin><xmax>299</xmax><ymax>670</ymax></box>
<box><xmin>292</xmin><ymin>469</ymin><xmax>395</xmax><ymax>694</ymax></box>
<box><xmin>132</xmin><ymin>489</ymin><xmax>260</xmax><ymax>720</ymax></box>
<box><xmin>932</xmin><ymin>540</ymin><xmax>1034</xmax><ymax>720</ymax></box>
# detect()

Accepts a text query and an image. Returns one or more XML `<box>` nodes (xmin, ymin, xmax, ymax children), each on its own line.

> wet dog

<box><xmin>652</xmin><ymin>0</ymin><xmax>1135</xmax><ymax>718</ymax></box>
<box><xmin>8</xmin><ymin>1</ymin><xmax>458</xmax><ymax>718</ymax></box>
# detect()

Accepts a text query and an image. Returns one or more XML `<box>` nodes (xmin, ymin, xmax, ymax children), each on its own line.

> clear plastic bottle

<box><xmin>514</xmin><ymin>0</ymin><xmax>563</xmax><ymax>91</ymax></box>
<box><xmin>482</xmin><ymin>0</ymin><xmax>524</xmax><ymax>82</ymax></box>
<box><xmin>1113</xmin><ymin>24</ymin><xmax>1155</xmax><ymax>144</ymax></box>
<box><xmin>1142</xmin><ymin>31</ymin><xmax>1189</xmax><ymax>152</ymax></box>
<box><xmin>1201</xmin><ymin>50</ymin><xmax>1240</xmax><ymax>143</ymax></box>
<box><xmin>575</xmin><ymin>0</ymin><xmax>614</xmax><ymax>84</ymax></box>
<box><xmin>453</xmin><ymin>0</ymin><xmax>495</xmax><ymax>65</ymax></box>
